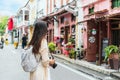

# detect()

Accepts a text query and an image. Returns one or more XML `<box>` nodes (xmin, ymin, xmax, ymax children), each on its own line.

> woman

<box><xmin>28</xmin><ymin>21</ymin><xmax>54</xmax><ymax>80</ymax></box>
<box><xmin>14</xmin><ymin>36</ymin><xmax>18</xmax><ymax>49</ymax></box>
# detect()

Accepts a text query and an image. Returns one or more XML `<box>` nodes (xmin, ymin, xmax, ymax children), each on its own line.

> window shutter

<box><xmin>118</xmin><ymin>0</ymin><xmax>120</xmax><ymax>7</ymax></box>
<box><xmin>112</xmin><ymin>0</ymin><xmax>119</xmax><ymax>8</ymax></box>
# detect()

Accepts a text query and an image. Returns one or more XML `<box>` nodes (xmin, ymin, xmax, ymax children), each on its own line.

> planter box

<box><xmin>109</xmin><ymin>54</ymin><xmax>119</xmax><ymax>70</ymax></box>
<box><xmin>113</xmin><ymin>59</ymin><xmax>119</xmax><ymax>70</ymax></box>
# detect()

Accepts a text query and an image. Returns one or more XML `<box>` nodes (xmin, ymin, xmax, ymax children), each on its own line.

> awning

<box><xmin>38</xmin><ymin>8</ymin><xmax>66</xmax><ymax>23</ymax></box>
<box><xmin>38</xmin><ymin>4</ymin><xmax>77</xmax><ymax>23</ymax></box>
<box><xmin>48</xmin><ymin>8</ymin><xmax>65</xmax><ymax>17</ymax></box>
<box><xmin>77</xmin><ymin>18</ymin><xmax>92</xmax><ymax>24</ymax></box>
<box><xmin>84</xmin><ymin>9</ymin><xmax>108</xmax><ymax>19</ymax></box>
<box><xmin>38</xmin><ymin>7</ymin><xmax>66</xmax><ymax>21</ymax></box>
<box><xmin>48</xmin><ymin>5</ymin><xmax>77</xmax><ymax>17</ymax></box>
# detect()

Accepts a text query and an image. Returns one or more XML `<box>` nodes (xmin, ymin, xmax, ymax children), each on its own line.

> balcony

<box><xmin>17</xmin><ymin>21</ymin><xmax>29</xmax><ymax>28</ymax></box>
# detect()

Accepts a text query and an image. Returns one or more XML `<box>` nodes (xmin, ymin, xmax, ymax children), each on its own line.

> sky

<box><xmin>0</xmin><ymin>0</ymin><xmax>28</xmax><ymax>16</ymax></box>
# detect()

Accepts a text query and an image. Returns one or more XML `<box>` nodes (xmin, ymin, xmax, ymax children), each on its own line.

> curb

<box><xmin>110</xmin><ymin>72</ymin><xmax>120</xmax><ymax>79</ymax></box>
<box><xmin>53</xmin><ymin>54</ymin><xmax>119</xmax><ymax>78</ymax></box>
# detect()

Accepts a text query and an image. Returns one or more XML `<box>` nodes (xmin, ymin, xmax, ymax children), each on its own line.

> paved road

<box><xmin>0</xmin><ymin>45</ymin><xmax>98</xmax><ymax>80</ymax></box>
<box><xmin>0</xmin><ymin>45</ymin><xmax>28</xmax><ymax>80</ymax></box>
<box><xmin>50</xmin><ymin>62</ymin><xmax>99</xmax><ymax>80</ymax></box>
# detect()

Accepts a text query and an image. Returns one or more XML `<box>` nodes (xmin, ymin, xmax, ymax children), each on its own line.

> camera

<box><xmin>49</xmin><ymin>55</ymin><xmax>57</xmax><ymax>69</ymax></box>
<box><xmin>50</xmin><ymin>63</ymin><xmax>57</xmax><ymax>69</ymax></box>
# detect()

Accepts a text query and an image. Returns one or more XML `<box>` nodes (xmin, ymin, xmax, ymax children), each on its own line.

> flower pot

<box><xmin>113</xmin><ymin>59</ymin><xmax>119</xmax><ymax>70</ymax></box>
<box><xmin>109</xmin><ymin>59</ymin><xmax>114</xmax><ymax>69</ymax></box>
<box><xmin>108</xmin><ymin>54</ymin><xmax>119</xmax><ymax>70</ymax></box>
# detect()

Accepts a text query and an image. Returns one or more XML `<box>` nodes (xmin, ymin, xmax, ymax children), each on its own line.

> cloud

<box><xmin>0</xmin><ymin>0</ymin><xmax>28</xmax><ymax>16</ymax></box>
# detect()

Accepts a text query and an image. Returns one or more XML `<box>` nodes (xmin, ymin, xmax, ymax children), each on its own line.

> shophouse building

<box><xmin>40</xmin><ymin>0</ymin><xmax>83</xmax><ymax>51</ymax></box>
<box><xmin>16</xmin><ymin>0</ymin><xmax>84</xmax><ymax>56</ymax></box>
<box><xmin>39</xmin><ymin>0</ymin><xmax>81</xmax><ymax>55</ymax></box>
<box><xmin>81</xmin><ymin>0</ymin><xmax>120</xmax><ymax>64</ymax></box>
<box><xmin>15</xmin><ymin>0</ymin><xmax>37</xmax><ymax>43</ymax></box>
<box><xmin>38</xmin><ymin>0</ymin><xmax>54</xmax><ymax>43</ymax></box>
<box><xmin>16</xmin><ymin>3</ymin><xmax>30</xmax><ymax>43</ymax></box>
<box><xmin>28</xmin><ymin>0</ymin><xmax>37</xmax><ymax>41</ymax></box>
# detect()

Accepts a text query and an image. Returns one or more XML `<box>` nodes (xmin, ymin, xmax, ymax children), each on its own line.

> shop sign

<box><xmin>91</xmin><ymin>28</ymin><xmax>96</xmax><ymax>35</ymax></box>
<box><xmin>88</xmin><ymin>36</ymin><xmax>95</xmax><ymax>43</ymax></box>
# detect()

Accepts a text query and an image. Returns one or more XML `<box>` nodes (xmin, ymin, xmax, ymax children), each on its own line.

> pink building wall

<box><xmin>83</xmin><ymin>0</ymin><xmax>120</xmax><ymax>16</ymax></box>
<box><xmin>82</xmin><ymin>0</ymin><xmax>113</xmax><ymax>49</ymax></box>
<box><xmin>48</xmin><ymin>21</ymin><xmax>54</xmax><ymax>30</ymax></box>
<box><xmin>83</xmin><ymin>22</ymin><xmax>88</xmax><ymax>49</ymax></box>
<box><xmin>94</xmin><ymin>0</ymin><xmax>110</xmax><ymax>12</ymax></box>
<box><xmin>83</xmin><ymin>0</ymin><xmax>110</xmax><ymax>16</ymax></box>
<box><xmin>58</xmin><ymin>12</ymin><xmax>76</xmax><ymax>35</ymax></box>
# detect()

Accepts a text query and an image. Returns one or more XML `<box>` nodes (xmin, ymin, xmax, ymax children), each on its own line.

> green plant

<box><xmin>69</xmin><ymin>49</ymin><xmax>75</xmax><ymax>58</ymax></box>
<box><xmin>48</xmin><ymin>42</ymin><xmax>56</xmax><ymax>53</ymax></box>
<box><xmin>68</xmin><ymin>38</ymin><xmax>75</xmax><ymax>44</ymax></box>
<box><xmin>104</xmin><ymin>45</ymin><xmax>118</xmax><ymax>61</ymax></box>
<box><xmin>0</xmin><ymin>16</ymin><xmax>9</xmax><ymax>34</ymax></box>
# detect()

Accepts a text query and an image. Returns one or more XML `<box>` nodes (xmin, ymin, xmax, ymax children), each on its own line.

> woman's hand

<box><xmin>49</xmin><ymin>59</ymin><xmax>55</xmax><ymax>65</ymax></box>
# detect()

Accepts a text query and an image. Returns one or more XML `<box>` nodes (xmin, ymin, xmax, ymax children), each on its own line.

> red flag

<box><xmin>8</xmin><ymin>18</ymin><xmax>13</xmax><ymax>31</ymax></box>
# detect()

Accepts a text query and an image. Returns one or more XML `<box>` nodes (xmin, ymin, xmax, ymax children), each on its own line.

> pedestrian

<box><xmin>60</xmin><ymin>34</ymin><xmax>64</xmax><ymax>46</ymax></box>
<box><xmin>28</xmin><ymin>21</ymin><xmax>55</xmax><ymax>80</ymax></box>
<box><xmin>5</xmin><ymin>39</ymin><xmax>9</xmax><ymax>45</ymax></box>
<box><xmin>0</xmin><ymin>37</ymin><xmax>4</xmax><ymax>49</ymax></box>
<box><xmin>22</xmin><ymin>34</ymin><xmax>27</xmax><ymax>49</ymax></box>
<box><xmin>1</xmin><ymin>37</ymin><xmax>4</xmax><ymax>45</ymax></box>
<box><xmin>14</xmin><ymin>36</ymin><xmax>18</xmax><ymax>49</ymax></box>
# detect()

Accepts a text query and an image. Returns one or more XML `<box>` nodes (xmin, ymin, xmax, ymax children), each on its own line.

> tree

<box><xmin>0</xmin><ymin>16</ymin><xmax>9</xmax><ymax>35</ymax></box>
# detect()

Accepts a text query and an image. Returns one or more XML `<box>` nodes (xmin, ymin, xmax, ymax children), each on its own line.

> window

<box><xmin>25</xmin><ymin>15</ymin><xmax>29</xmax><ymax>21</ymax></box>
<box><xmin>71</xmin><ymin>14</ymin><xmax>76</xmax><ymax>21</ymax></box>
<box><xmin>71</xmin><ymin>25</ymin><xmax>75</xmax><ymax>39</ymax></box>
<box><xmin>47</xmin><ymin>23</ymin><xmax>49</xmax><ymax>27</ymax></box>
<box><xmin>89</xmin><ymin>7</ymin><xmax>94</xmax><ymax>14</ymax></box>
<box><xmin>60</xmin><ymin>16</ymin><xmax>64</xmax><ymax>24</ymax></box>
<box><xmin>52</xmin><ymin>20</ymin><xmax>54</xmax><ymax>26</ymax></box>
<box><xmin>61</xmin><ymin>27</ymin><xmax>64</xmax><ymax>35</ymax></box>
<box><xmin>112</xmin><ymin>0</ymin><xmax>120</xmax><ymax>8</ymax></box>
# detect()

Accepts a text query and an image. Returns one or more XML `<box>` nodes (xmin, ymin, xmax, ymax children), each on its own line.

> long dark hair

<box><xmin>28</xmin><ymin>21</ymin><xmax>48</xmax><ymax>54</ymax></box>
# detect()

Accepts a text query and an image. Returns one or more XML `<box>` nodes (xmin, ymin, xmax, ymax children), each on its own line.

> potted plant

<box><xmin>68</xmin><ymin>38</ymin><xmax>75</xmax><ymax>44</ymax></box>
<box><xmin>104</xmin><ymin>45</ymin><xmax>119</xmax><ymax>69</ymax></box>
<box><xmin>66</xmin><ymin>42</ymin><xmax>73</xmax><ymax>51</ymax></box>
<box><xmin>48</xmin><ymin>42</ymin><xmax>56</xmax><ymax>53</ymax></box>
<box><xmin>104</xmin><ymin>45</ymin><xmax>118</xmax><ymax>61</ymax></box>
<box><xmin>69</xmin><ymin>49</ymin><xmax>75</xmax><ymax>59</ymax></box>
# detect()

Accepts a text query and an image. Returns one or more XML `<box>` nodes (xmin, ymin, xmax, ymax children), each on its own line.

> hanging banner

<box><xmin>8</xmin><ymin>18</ymin><xmax>13</xmax><ymax>31</ymax></box>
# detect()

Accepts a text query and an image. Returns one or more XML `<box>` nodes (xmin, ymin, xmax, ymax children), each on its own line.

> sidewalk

<box><xmin>53</xmin><ymin>54</ymin><xmax>120</xmax><ymax>79</ymax></box>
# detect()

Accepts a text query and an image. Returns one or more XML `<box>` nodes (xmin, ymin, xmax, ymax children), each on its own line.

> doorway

<box><xmin>65</xmin><ymin>26</ymin><xmax>70</xmax><ymax>44</ymax></box>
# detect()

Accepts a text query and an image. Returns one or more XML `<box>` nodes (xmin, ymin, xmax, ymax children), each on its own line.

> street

<box><xmin>0</xmin><ymin>45</ymin><xmax>98</xmax><ymax>80</ymax></box>
<box><xmin>0</xmin><ymin>45</ymin><xmax>28</xmax><ymax>80</ymax></box>
<box><xmin>51</xmin><ymin>62</ymin><xmax>99</xmax><ymax>80</ymax></box>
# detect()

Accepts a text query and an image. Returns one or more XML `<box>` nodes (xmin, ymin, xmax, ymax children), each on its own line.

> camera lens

<box><xmin>52</xmin><ymin>63</ymin><xmax>57</xmax><ymax>69</ymax></box>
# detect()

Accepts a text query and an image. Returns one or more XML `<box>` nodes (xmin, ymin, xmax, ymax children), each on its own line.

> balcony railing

<box><xmin>17</xmin><ymin>21</ymin><xmax>29</xmax><ymax>27</ymax></box>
